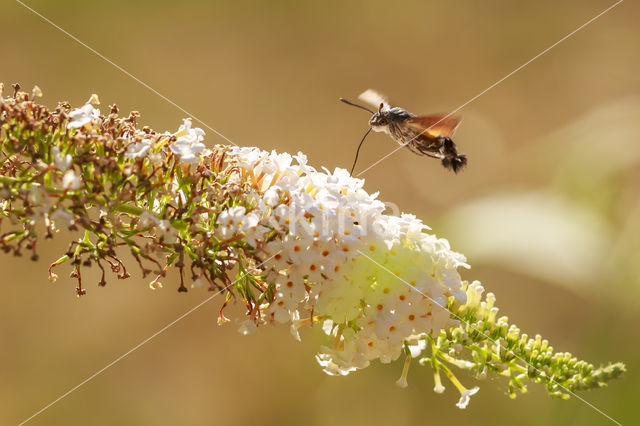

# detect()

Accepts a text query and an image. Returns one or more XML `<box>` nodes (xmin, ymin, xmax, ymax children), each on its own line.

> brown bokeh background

<box><xmin>2</xmin><ymin>0</ymin><xmax>639</xmax><ymax>425</ymax></box>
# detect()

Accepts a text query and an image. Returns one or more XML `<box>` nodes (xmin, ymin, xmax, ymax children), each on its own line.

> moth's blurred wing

<box><xmin>405</xmin><ymin>114</ymin><xmax>462</xmax><ymax>138</ymax></box>
<box><xmin>358</xmin><ymin>89</ymin><xmax>390</xmax><ymax>110</ymax></box>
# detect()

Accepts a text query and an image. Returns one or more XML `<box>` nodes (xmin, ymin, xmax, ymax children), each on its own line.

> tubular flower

<box><xmin>0</xmin><ymin>85</ymin><xmax>625</xmax><ymax>408</ymax></box>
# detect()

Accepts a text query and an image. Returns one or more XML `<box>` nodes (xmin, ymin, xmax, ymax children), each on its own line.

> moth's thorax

<box><xmin>369</xmin><ymin>107</ymin><xmax>414</xmax><ymax>133</ymax></box>
<box><xmin>386</xmin><ymin>107</ymin><xmax>415</xmax><ymax>120</ymax></box>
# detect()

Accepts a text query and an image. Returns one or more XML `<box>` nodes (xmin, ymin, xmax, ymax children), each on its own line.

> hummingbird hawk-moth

<box><xmin>340</xmin><ymin>89</ymin><xmax>467</xmax><ymax>175</ymax></box>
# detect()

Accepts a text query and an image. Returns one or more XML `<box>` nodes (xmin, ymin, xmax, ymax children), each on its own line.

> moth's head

<box><xmin>369</xmin><ymin>113</ymin><xmax>389</xmax><ymax>129</ymax></box>
<box><xmin>368</xmin><ymin>103</ymin><xmax>390</xmax><ymax>131</ymax></box>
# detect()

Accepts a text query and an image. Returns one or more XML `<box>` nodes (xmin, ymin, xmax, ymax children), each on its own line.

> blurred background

<box><xmin>2</xmin><ymin>0</ymin><xmax>638</xmax><ymax>424</ymax></box>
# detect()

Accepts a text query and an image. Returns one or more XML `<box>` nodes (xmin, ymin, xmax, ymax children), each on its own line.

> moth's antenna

<box><xmin>350</xmin><ymin>127</ymin><xmax>373</xmax><ymax>176</ymax></box>
<box><xmin>340</xmin><ymin>98</ymin><xmax>375</xmax><ymax>114</ymax></box>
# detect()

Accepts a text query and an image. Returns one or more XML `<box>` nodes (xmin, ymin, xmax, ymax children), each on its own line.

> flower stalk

<box><xmin>0</xmin><ymin>83</ymin><xmax>624</xmax><ymax>408</ymax></box>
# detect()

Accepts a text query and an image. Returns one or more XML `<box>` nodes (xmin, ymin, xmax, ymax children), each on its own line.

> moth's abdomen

<box><xmin>389</xmin><ymin>123</ymin><xmax>440</xmax><ymax>154</ymax></box>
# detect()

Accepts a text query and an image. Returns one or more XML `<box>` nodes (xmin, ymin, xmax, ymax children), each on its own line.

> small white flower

<box><xmin>125</xmin><ymin>138</ymin><xmax>152</xmax><ymax>159</ymax></box>
<box><xmin>27</xmin><ymin>184</ymin><xmax>50</xmax><ymax>207</ymax></box>
<box><xmin>149</xmin><ymin>280</ymin><xmax>163</xmax><ymax>290</ymax></box>
<box><xmin>407</xmin><ymin>338</ymin><xmax>427</xmax><ymax>358</ymax></box>
<box><xmin>67</xmin><ymin>103</ymin><xmax>100</xmax><ymax>129</ymax></box>
<box><xmin>51</xmin><ymin>208</ymin><xmax>75</xmax><ymax>229</ymax></box>
<box><xmin>62</xmin><ymin>169</ymin><xmax>82</xmax><ymax>190</ymax></box>
<box><xmin>244</xmin><ymin>223</ymin><xmax>267</xmax><ymax>248</ymax></box>
<box><xmin>267</xmin><ymin>151</ymin><xmax>293</xmax><ymax>173</ymax></box>
<box><xmin>52</xmin><ymin>147</ymin><xmax>72</xmax><ymax>171</ymax></box>
<box><xmin>191</xmin><ymin>277</ymin><xmax>205</xmax><ymax>289</ymax></box>
<box><xmin>216</xmin><ymin>206</ymin><xmax>259</xmax><ymax>239</ymax></box>
<box><xmin>395</xmin><ymin>376</ymin><xmax>408</xmax><ymax>389</ymax></box>
<box><xmin>293</xmin><ymin>151</ymin><xmax>309</xmax><ymax>171</ymax></box>
<box><xmin>260</xmin><ymin>187</ymin><xmax>281</xmax><ymax>210</ymax></box>
<box><xmin>217</xmin><ymin>315</ymin><xmax>231</xmax><ymax>325</ymax></box>
<box><xmin>27</xmin><ymin>185</ymin><xmax>51</xmax><ymax>224</ymax></box>
<box><xmin>232</xmin><ymin>146</ymin><xmax>264</xmax><ymax>170</ymax></box>
<box><xmin>271</xmin><ymin>304</ymin><xmax>291</xmax><ymax>324</ymax></box>
<box><xmin>158</xmin><ymin>219</ymin><xmax>177</xmax><ymax>242</ymax></box>
<box><xmin>237</xmin><ymin>320</ymin><xmax>258</xmax><ymax>335</ymax></box>
<box><xmin>139</xmin><ymin>211</ymin><xmax>159</xmax><ymax>228</ymax></box>
<box><xmin>32</xmin><ymin>85</ymin><xmax>43</xmax><ymax>98</ymax></box>
<box><xmin>169</xmin><ymin>118</ymin><xmax>206</xmax><ymax>164</ymax></box>
<box><xmin>315</xmin><ymin>353</ymin><xmax>358</xmax><ymax>376</ymax></box>
<box><xmin>456</xmin><ymin>386</ymin><xmax>480</xmax><ymax>409</ymax></box>
<box><xmin>29</xmin><ymin>210</ymin><xmax>46</xmax><ymax>225</ymax></box>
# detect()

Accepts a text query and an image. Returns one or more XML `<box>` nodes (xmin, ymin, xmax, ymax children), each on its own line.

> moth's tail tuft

<box><xmin>440</xmin><ymin>137</ymin><xmax>467</xmax><ymax>173</ymax></box>
<box><xmin>442</xmin><ymin>154</ymin><xmax>467</xmax><ymax>173</ymax></box>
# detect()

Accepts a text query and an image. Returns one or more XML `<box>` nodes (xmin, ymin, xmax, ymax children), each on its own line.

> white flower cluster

<box><xmin>224</xmin><ymin>146</ymin><xmax>470</xmax><ymax>376</ymax></box>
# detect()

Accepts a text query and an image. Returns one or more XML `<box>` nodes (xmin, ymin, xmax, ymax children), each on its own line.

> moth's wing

<box><xmin>358</xmin><ymin>89</ymin><xmax>390</xmax><ymax>110</ymax></box>
<box><xmin>405</xmin><ymin>114</ymin><xmax>462</xmax><ymax>138</ymax></box>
